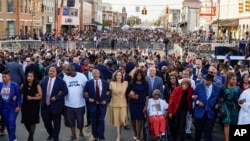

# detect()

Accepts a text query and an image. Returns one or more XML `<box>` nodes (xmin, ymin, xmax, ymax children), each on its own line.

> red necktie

<box><xmin>96</xmin><ymin>80</ymin><xmax>100</xmax><ymax>102</ymax></box>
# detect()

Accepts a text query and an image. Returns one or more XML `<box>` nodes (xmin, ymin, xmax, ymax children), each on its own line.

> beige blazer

<box><xmin>109</xmin><ymin>81</ymin><xmax>128</xmax><ymax>107</ymax></box>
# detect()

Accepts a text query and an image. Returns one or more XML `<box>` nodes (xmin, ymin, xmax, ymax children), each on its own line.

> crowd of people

<box><xmin>0</xmin><ymin>31</ymin><xmax>249</xmax><ymax>141</ymax></box>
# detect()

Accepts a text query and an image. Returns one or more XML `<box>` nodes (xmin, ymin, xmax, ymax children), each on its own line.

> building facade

<box><xmin>43</xmin><ymin>0</ymin><xmax>55</xmax><ymax>32</ymax></box>
<box><xmin>57</xmin><ymin>0</ymin><xmax>80</xmax><ymax>33</ymax></box>
<box><xmin>82</xmin><ymin>1</ymin><xmax>92</xmax><ymax>30</ymax></box>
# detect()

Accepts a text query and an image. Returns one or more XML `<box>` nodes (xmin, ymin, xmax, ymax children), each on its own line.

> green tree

<box><xmin>127</xmin><ymin>16</ymin><xmax>141</xmax><ymax>26</ymax></box>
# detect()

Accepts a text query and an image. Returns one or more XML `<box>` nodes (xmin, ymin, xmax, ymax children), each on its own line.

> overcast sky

<box><xmin>102</xmin><ymin>0</ymin><xmax>184</xmax><ymax>22</ymax></box>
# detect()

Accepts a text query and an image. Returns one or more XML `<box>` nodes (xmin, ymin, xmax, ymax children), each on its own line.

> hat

<box><xmin>204</xmin><ymin>74</ymin><xmax>214</xmax><ymax>81</ymax></box>
<box><xmin>25</xmin><ymin>57</ymin><xmax>31</xmax><ymax>62</ymax></box>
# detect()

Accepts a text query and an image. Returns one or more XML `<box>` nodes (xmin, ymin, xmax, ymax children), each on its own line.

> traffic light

<box><xmin>246</xmin><ymin>0</ymin><xmax>250</xmax><ymax>11</ymax></box>
<box><xmin>38</xmin><ymin>2</ymin><xmax>43</xmax><ymax>12</ymax></box>
<box><xmin>30</xmin><ymin>0</ymin><xmax>35</xmax><ymax>12</ymax></box>
<box><xmin>142</xmin><ymin>6</ymin><xmax>147</xmax><ymax>15</ymax></box>
<box><xmin>166</xmin><ymin>5</ymin><xmax>169</xmax><ymax>14</ymax></box>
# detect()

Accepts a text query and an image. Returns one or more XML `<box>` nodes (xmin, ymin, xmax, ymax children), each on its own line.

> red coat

<box><xmin>168</xmin><ymin>86</ymin><xmax>193</xmax><ymax>115</ymax></box>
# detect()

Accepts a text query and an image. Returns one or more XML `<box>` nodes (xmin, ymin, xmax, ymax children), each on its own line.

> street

<box><xmin>0</xmin><ymin>108</ymin><xmax>224</xmax><ymax>141</ymax></box>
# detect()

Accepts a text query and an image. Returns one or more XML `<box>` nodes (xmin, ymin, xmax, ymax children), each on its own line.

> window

<box><xmin>7</xmin><ymin>0</ymin><xmax>14</xmax><ymax>12</ymax></box>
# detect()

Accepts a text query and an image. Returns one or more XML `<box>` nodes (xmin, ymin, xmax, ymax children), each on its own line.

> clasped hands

<box><xmin>89</xmin><ymin>98</ymin><xmax>106</xmax><ymax>105</ymax></box>
<box><xmin>129</xmin><ymin>90</ymin><xmax>139</xmax><ymax>99</ymax></box>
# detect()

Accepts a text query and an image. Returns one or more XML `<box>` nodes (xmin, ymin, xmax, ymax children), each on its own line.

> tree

<box><xmin>127</xmin><ymin>16</ymin><xmax>141</xmax><ymax>26</ymax></box>
<box><xmin>154</xmin><ymin>15</ymin><xmax>165</xmax><ymax>26</ymax></box>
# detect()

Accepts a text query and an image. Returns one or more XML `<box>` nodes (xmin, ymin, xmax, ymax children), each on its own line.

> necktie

<box><xmin>197</xmin><ymin>69</ymin><xmax>200</xmax><ymax>76</ymax></box>
<box><xmin>46</xmin><ymin>78</ymin><xmax>52</xmax><ymax>105</ymax></box>
<box><xmin>151</xmin><ymin>78</ymin><xmax>154</xmax><ymax>89</ymax></box>
<box><xmin>96</xmin><ymin>80</ymin><xmax>100</xmax><ymax>102</ymax></box>
<box><xmin>206</xmin><ymin>87</ymin><xmax>209</xmax><ymax>100</ymax></box>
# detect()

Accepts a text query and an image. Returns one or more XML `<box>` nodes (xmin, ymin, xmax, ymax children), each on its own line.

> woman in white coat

<box><xmin>238</xmin><ymin>88</ymin><xmax>250</xmax><ymax>125</ymax></box>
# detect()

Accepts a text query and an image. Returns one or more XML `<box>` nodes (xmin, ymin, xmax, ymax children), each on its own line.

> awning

<box><xmin>178</xmin><ymin>22</ymin><xmax>187</xmax><ymax>27</ymax></box>
<box><xmin>211</xmin><ymin>19</ymin><xmax>239</xmax><ymax>26</ymax></box>
<box><xmin>93</xmin><ymin>21</ymin><xmax>102</xmax><ymax>25</ymax></box>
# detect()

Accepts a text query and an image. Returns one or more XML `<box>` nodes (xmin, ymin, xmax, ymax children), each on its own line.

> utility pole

<box><xmin>17</xmin><ymin>0</ymin><xmax>20</xmax><ymax>36</ymax></box>
<box><xmin>55</xmin><ymin>0</ymin><xmax>58</xmax><ymax>35</ymax></box>
<box><xmin>80</xmin><ymin>0</ymin><xmax>83</xmax><ymax>31</ymax></box>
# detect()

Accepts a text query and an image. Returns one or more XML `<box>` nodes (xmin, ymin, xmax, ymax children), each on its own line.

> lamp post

<box><xmin>217</xmin><ymin>0</ymin><xmax>220</xmax><ymax>41</ymax></box>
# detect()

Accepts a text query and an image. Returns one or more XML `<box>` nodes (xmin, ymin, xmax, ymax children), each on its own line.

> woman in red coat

<box><xmin>168</xmin><ymin>78</ymin><xmax>193</xmax><ymax>141</ymax></box>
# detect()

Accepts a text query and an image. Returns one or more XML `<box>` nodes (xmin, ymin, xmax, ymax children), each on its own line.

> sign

<box><xmin>199</xmin><ymin>7</ymin><xmax>216</xmax><ymax>16</ymax></box>
<box><xmin>136</xmin><ymin>6</ymin><xmax>140</xmax><ymax>12</ymax></box>
<box><xmin>230</xmin><ymin>125</ymin><xmax>250</xmax><ymax>141</ymax></box>
<box><xmin>33</xmin><ymin>17</ymin><xmax>42</xmax><ymax>26</ymax></box>
<box><xmin>48</xmin><ymin>17</ymin><xmax>53</xmax><ymax>23</ymax></box>
<box><xmin>65</xmin><ymin>18</ymin><xmax>72</xmax><ymax>23</ymax></box>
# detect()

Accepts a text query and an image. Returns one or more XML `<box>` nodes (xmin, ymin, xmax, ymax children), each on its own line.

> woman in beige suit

<box><xmin>109</xmin><ymin>70</ymin><xmax>129</xmax><ymax>141</ymax></box>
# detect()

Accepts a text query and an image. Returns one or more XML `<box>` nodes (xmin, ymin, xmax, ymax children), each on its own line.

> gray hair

<box><xmin>153</xmin><ymin>89</ymin><xmax>161</xmax><ymax>96</ymax></box>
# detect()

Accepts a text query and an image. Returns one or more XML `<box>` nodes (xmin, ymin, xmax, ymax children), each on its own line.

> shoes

<box><xmin>186</xmin><ymin>133</ymin><xmax>193</xmax><ymax>139</ymax></box>
<box><xmin>85</xmin><ymin>123</ymin><xmax>91</xmax><ymax>127</ymax></box>
<box><xmin>79</xmin><ymin>133</ymin><xmax>85</xmax><ymax>140</ymax></box>
<box><xmin>67</xmin><ymin>134</ymin><xmax>77</xmax><ymax>141</ymax></box>
<box><xmin>46</xmin><ymin>136</ymin><xmax>52</xmax><ymax>140</ymax></box>
<box><xmin>124</xmin><ymin>125</ymin><xmax>129</xmax><ymax>129</ymax></box>
<box><xmin>0</xmin><ymin>130</ymin><xmax>5</xmax><ymax>136</ymax></box>
<box><xmin>94</xmin><ymin>138</ymin><xmax>99</xmax><ymax>141</ymax></box>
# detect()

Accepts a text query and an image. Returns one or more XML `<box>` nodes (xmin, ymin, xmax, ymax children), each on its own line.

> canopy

<box><xmin>121</xmin><ymin>25</ymin><xmax>130</xmax><ymax>30</ymax></box>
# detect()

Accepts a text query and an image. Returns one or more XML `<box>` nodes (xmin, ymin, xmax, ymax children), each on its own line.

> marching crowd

<box><xmin>0</xmin><ymin>37</ymin><xmax>249</xmax><ymax>141</ymax></box>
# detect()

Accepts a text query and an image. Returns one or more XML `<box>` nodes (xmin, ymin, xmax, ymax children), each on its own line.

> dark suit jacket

<box><xmin>72</xmin><ymin>63</ymin><xmax>82</xmax><ymax>73</ymax></box>
<box><xmin>193</xmin><ymin>83</ymin><xmax>221</xmax><ymax>119</ymax></box>
<box><xmin>7</xmin><ymin>62</ymin><xmax>25</xmax><ymax>84</ymax></box>
<box><xmin>125</xmin><ymin>62</ymin><xmax>136</xmax><ymax>74</ymax></box>
<box><xmin>84</xmin><ymin>79</ymin><xmax>110</xmax><ymax>113</ymax></box>
<box><xmin>192</xmin><ymin>67</ymin><xmax>208</xmax><ymax>81</ymax></box>
<box><xmin>146</xmin><ymin>76</ymin><xmax>164</xmax><ymax>98</ymax></box>
<box><xmin>95</xmin><ymin>64</ymin><xmax>112</xmax><ymax>81</ymax></box>
<box><xmin>0</xmin><ymin>82</ymin><xmax>22</xmax><ymax>109</ymax></box>
<box><xmin>40</xmin><ymin>76</ymin><xmax>68</xmax><ymax>114</ymax></box>
<box><xmin>83</xmin><ymin>71</ymin><xmax>92</xmax><ymax>80</ymax></box>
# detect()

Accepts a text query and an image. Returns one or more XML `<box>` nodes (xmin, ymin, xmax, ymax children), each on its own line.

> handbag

<box><xmin>217</xmin><ymin>105</ymin><xmax>226</xmax><ymax>119</ymax></box>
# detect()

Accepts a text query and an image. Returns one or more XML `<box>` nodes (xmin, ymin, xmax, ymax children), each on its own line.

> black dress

<box><xmin>21</xmin><ymin>83</ymin><xmax>40</xmax><ymax>124</ymax></box>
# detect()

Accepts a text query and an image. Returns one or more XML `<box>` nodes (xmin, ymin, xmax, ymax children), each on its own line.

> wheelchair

<box><xmin>143</xmin><ymin>114</ymin><xmax>168</xmax><ymax>141</ymax></box>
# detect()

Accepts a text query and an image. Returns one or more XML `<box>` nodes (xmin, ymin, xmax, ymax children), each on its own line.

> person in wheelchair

<box><xmin>147</xmin><ymin>89</ymin><xmax>168</xmax><ymax>140</ymax></box>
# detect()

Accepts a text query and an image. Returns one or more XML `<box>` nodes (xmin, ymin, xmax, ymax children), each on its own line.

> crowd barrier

<box><xmin>0</xmin><ymin>40</ymin><xmax>171</xmax><ymax>51</ymax></box>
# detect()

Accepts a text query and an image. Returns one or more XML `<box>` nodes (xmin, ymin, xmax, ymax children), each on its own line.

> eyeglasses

<box><xmin>147</xmin><ymin>63</ymin><xmax>154</xmax><ymax>65</ymax></box>
<box><xmin>208</xmin><ymin>71</ymin><xmax>213</xmax><ymax>74</ymax></box>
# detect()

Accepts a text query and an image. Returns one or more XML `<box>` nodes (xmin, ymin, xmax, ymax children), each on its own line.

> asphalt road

<box><xmin>0</xmin><ymin>108</ymin><xmax>224</xmax><ymax>141</ymax></box>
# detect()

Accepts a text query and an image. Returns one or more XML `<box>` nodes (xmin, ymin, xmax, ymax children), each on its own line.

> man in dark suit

<box><xmin>6</xmin><ymin>57</ymin><xmax>25</xmax><ymax>85</ymax></box>
<box><xmin>192</xmin><ymin>59</ymin><xmax>208</xmax><ymax>82</ymax></box>
<box><xmin>146</xmin><ymin>66</ymin><xmax>164</xmax><ymax>98</ymax></box>
<box><xmin>95</xmin><ymin>58</ymin><xmax>112</xmax><ymax>81</ymax></box>
<box><xmin>83</xmin><ymin>63</ymin><xmax>95</xmax><ymax>127</ymax></box>
<box><xmin>41</xmin><ymin>67</ymin><xmax>68</xmax><ymax>141</ymax></box>
<box><xmin>192</xmin><ymin>74</ymin><xmax>221</xmax><ymax>141</ymax></box>
<box><xmin>84</xmin><ymin>69</ymin><xmax>110</xmax><ymax>141</ymax></box>
<box><xmin>25</xmin><ymin>57</ymin><xmax>43</xmax><ymax>80</ymax></box>
<box><xmin>72</xmin><ymin>57</ymin><xmax>82</xmax><ymax>73</ymax></box>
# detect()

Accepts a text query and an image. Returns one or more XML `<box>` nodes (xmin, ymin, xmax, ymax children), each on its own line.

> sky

<box><xmin>102</xmin><ymin>0</ymin><xmax>184</xmax><ymax>22</ymax></box>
